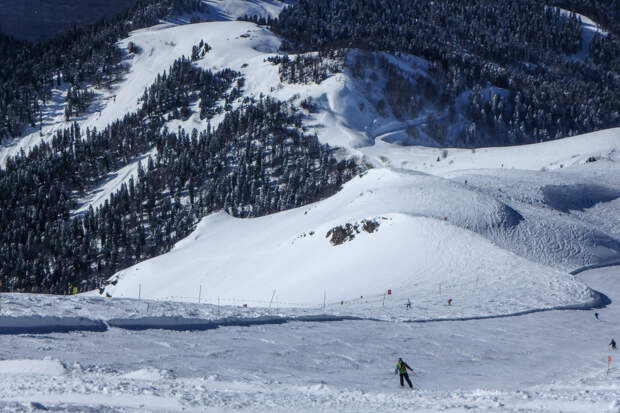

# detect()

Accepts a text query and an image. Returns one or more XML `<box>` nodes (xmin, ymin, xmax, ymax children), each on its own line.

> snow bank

<box><xmin>107</xmin><ymin>314</ymin><xmax>367</xmax><ymax>331</ymax></box>
<box><xmin>0</xmin><ymin>287</ymin><xmax>605</xmax><ymax>335</ymax></box>
<box><xmin>108</xmin><ymin>315</ymin><xmax>285</xmax><ymax>331</ymax></box>
<box><xmin>0</xmin><ymin>315</ymin><xmax>107</xmax><ymax>335</ymax></box>
<box><xmin>0</xmin><ymin>309</ymin><xmax>364</xmax><ymax>335</ymax></box>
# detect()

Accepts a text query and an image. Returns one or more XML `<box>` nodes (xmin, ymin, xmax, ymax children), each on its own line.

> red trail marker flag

<box><xmin>608</xmin><ymin>355</ymin><xmax>612</xmax><ymax>376</ymax></box>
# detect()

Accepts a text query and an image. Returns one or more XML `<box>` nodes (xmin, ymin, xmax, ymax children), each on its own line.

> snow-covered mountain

<box><xmin>78</xmin><ymin>1</ymin><xmax>618</xmax><ymax>310</ymax></box>
<box><xmin>0</xmin><ymin>0</ymin><xmax>618</xmax><ymax>304</ymax></box>
<box><xmin>1</xmin><ymin>1</ymin><xmax>620</xmax><ymax>411</ymax></box>
<box><xmin>104</xmin><ymin>127</ymin><xmax>619</xmax><ymax>314</ymax></box>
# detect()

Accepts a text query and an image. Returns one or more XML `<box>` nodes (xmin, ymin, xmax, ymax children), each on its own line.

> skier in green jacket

<box><xmin>395</xmin><ymin>357</ymin><xmax>414</xmax><ymax>388</ymax></box>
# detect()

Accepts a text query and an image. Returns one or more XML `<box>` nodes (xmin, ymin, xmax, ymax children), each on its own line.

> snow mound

<box><xmin>362</xmin><ymin>128</ymin><xmax>620</xmax><ymax>269</ymax></box>
<box><xmin>0</xmin><ymin>359</ymin><xmax>65</xmax><ymax>376</ymax></box>
<box><xmin>104</xmin><ymin>167</ymin><xmax>597</xmax><ymax>319</ymax></box>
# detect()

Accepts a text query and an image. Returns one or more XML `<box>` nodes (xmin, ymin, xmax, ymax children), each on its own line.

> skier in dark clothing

<box><xmin>395</xmin><ymin>357</ymin><xmax>414</xmax><ymax>388</ymax></box>
<box><xmin>611</xmin><ymin>339</ymin><xmax>617</xmax><ymax>350</ymax></box>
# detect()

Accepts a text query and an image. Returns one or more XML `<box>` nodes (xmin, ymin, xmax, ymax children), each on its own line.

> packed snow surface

<box><xmin>0</xmin><ymin>266</ymin><xmax>619</xmax><ymax>412</ymax></box>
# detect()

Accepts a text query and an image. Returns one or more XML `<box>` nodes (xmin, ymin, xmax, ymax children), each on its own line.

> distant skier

<box><xmin>405</xmin><ymin>298</ymin><xmax>412</xmax><ymax>309</ymax></box>
<box><xmin>611</xmin><ymin>339</ymin><xmax>617</xmax><ymax>351</ymax></box>
<box><xmin>394</xmin><ymin>357</ymin><xmax>414</xmax><ymax>388</ymax></box>
<box><xmin>447</xmin><ymin>298</ymin><xmax>453</xmax><ymax>306</ymax></box>
<box><xmin>595</xmin><ymin>312</ymin><xmax>599</xmax><ymax>320</ymax></box>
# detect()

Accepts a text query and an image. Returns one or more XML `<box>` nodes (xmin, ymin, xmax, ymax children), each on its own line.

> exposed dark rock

<box><xmin>326</xmin><ymin>219</ymin><xmax>381</xmax><ymax>246</ymax></box>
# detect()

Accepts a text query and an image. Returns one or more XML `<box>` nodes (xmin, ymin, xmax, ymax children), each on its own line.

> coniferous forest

<box><xmin>0</xmin><ymin>55</ymin><xmax>359</xmax><ymax>293</ymax></box>
<box><xmin>252</xmin><ymin>0</ymin><xmax>620</xmax><ymax>145</ymax></box>
<box><xmin>0</xmin><ymin>0</ymin><xmax>359</xmax><ymax>294</ymax></box>
<box><xmin>2</xmin><ymin>0</ymin><xmax>620</xmax><ymax>293</ymax></box>
<box><xmin>0</xmin><ymin>0</ymin><xmax>202</xmax><ymax>141</ymax></box>
<box><xmin>0</xmin><ymin>0</ymin><xmax>139</xmax><ymax>42</ymax></box>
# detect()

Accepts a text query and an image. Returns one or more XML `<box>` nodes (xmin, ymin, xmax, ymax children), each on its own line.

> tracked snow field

<box><xmin>0</xmin><ymin>266</ymin><xmax>619</xmax><ymax>412</ymax></box>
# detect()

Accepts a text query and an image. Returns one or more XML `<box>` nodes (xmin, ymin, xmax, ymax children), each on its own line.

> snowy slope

<box><xmin>201</xmin><ymin>0</ymin><xmax>291</xmax><ymax>21</ymax></box>
<box><xmin>73</xmin><ymin>149</ymin><xmax>157</xmax><ymax>215</ymax></box>
<box><xmin>2</xmin><ymin>4</ymin><xmax>613</xmax><ymax>216</ymax></box>
<box><xmin>363</xmin><ymin>126</ymin><xmax>620</xmax><ymax>173</ymax></box>
<box><xmin>363</xmin><ymin>128</ymin><xmax>620</xmax><ymax>267</ymax></box>
<box><xmin>102</xmin><ymin>165</ymin><xmax>599</xmax><ymax>317</ymax></box>
<box><xmin>0</xmin><ymin>4</ymin><xmax>287</xmax><ymax>168</ymax></box>
<box><xmin>0</xmin><ymin>0</ymin><xmax>617</xmax><ymax>312</ymax></box>
<box><xmin>1</xmin><ymin>1</ymin><xmax>613</xmax><ymax>191</ymax></box>
<box><xmin>101</xmin><ymin>126</ymin><xmax>620</xmax><ymax>307</ymax></box>
<box><xmin>0</xmin><ymin>17</ymin><xmax>448</xmax><ymax>165</ymax></box>
<box><xmin>0</xmin><ymin>3</ymin><xmax>620</xmax><ymax>410</ymax></box>
<box><xmin>0</xmin><ymin>266</ymin><xmax>618</xmax><ymax>412</ymax></box>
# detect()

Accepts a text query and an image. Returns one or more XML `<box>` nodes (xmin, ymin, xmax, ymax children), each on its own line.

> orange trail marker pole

<box><xmin>608</xmin><ymin>355</ymin><xmax>612</xmax><ymax>376</ymax></box>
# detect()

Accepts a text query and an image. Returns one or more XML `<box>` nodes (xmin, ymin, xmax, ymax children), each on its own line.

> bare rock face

<box><xmin>326</xmin><ymin>218</ymin><xmax>381</xmax><ymax>246</ymax></box>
